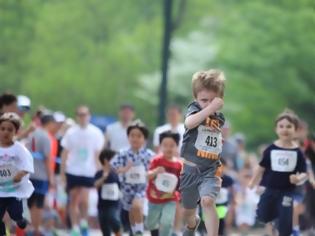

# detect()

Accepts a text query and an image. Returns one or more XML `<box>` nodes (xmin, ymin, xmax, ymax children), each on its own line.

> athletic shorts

<box><xmin>27</xmin><ymin>192</ymin><xmax>46</xmax><ymax>208</ymax></box>
<box><xmin>66</xmin><ymin>173</ymin><xmax>94</xmax><ymax>192</ymax></box>
<box><xmin>179</xmin><ymin>164</ymin><xmax>222</xmax><ymax>209</ymax></box>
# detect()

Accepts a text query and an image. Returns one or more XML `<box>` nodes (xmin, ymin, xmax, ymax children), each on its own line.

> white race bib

<box><xmin>155</xmin><ymin>173</ymin><xmax>178</xmax><ymax>193</ymax></box>
<box><xmin>0</xmin><ymin>164</ymin><xmax>17</xmax><ymax>184</ymax></box>
<box><xmin>125</xmin><ymin>165</ymin><xmax>146</xmax><ymax>184</ymax></box>
<box><xmin>216</xmin><ymin>188</ymin><xmax>229</xmax><ymax>204</ymax></box>
<box><xmin>195</xmin><ymin>125</ymin><xmax>222</xmax><ymax>154</ymax></box>
<box><xmin>271</xmin><ymin>150</ymin><xmax>297</xmax><ymax>172</ymax></box>
<box><xmin>101</xmin><ymin>183</ymin><xmax>120</xmax><ymax>200</ymax></box>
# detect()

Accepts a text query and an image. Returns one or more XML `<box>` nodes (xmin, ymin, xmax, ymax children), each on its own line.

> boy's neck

<box><xmin>275</xmin><ymin>139</ymin><xmax>296</xmax><ymax>148</ymax></box>
<box><xmin>163</xmin><ymin>155</ymin><xmax>174</xmax><ymax>161</ymax></box>
<box><xmin>0</xmin><ymin>141</ymin><xmax>14</xmax><ymax>148</ymax></box>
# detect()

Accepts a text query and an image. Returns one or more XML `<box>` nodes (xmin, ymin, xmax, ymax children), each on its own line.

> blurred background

<box><xmin>1</xmin><ymin>0</ymin><xmax>314</xmax><ymax>148</ymax></box>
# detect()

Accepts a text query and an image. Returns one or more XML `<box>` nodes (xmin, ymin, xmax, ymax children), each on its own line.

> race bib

<box><xmin>155</xmin><ymin>173</ymin><xmax>178</xmax><ymax>193</ymax></box>
<box><xmin>0</xmin><ymin>164</ymin><xmax>17</xmax><ymax>184</ymax></box>
<box><xmin>195</xmin><ymin>125</ymin><xmax>222</xmax><ymax>154</ymax></box>
<box><xmin>101</xmin><ymin>183</ymin><xmax>120</xmax><ymax>200</ymax></box>
<box><xmin>125</xmin><ymin>165</ymin><xmax>146</xmax><ymax>184</ymax></box>
<box><xmin>271</xmin><ymin>150</ymin><xmax>297</xmax><ymax>172</ymax></box>
<box><xmin>216</xmin><ymin>188</ymin><xmax>229</xmax><ymax>204</ymax></box>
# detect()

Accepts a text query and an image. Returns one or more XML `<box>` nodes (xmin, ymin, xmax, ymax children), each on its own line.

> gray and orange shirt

<box><xmin>180</xmin><ymin>101</ymin><xmax>225</xmax><ymax>169</ymax></box>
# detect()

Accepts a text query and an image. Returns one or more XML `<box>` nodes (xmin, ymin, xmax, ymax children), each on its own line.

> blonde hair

<box><xmin>192</xmin><ymin>69</ymin><xmax>225</xmax><ymax>98</ymax></box>
<box><xmin>275</xmin><ymin>109</ymin><xmax>299</xmax><ymax>130</ymax></box>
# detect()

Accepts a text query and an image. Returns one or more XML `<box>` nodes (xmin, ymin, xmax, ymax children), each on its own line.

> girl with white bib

<box><xmin>249</xmin><ymin>110</ymin><xmax>308</xmax><ymax>236</ymax></box>
<box><xmin>0</xmin><ymin>113</ymin><xmax>34</xmax><ymax>235</ymax></box>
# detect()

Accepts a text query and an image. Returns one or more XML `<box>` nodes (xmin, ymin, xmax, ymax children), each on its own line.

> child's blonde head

<box><xmin>192</xmin><ymin>69</ymin><xmax>225</xmax><ymax>98</ymax></box>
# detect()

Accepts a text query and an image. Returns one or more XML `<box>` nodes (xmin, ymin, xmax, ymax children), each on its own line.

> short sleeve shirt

<box><xmin>146</xmin><ymin>155</ymin><xmax>182</xmax><ymax>204</ymax></box>
<box><xmin>61</xmin><ymin>124</ymin><xmax>104</xmax><ymax>177</ymax></box>
<box><xmin>259</xmin><ymin>143</ymin><xmax>306</xmax><ymax>190</ymax></box>
<box><xmin>180</xmin><ymin>101</ymin><xmax>225</xmax><ymax>168</ymax></box>
<box><xmin>95</xmin><ymin>168</ymin><xmax>120</xmax><ymax>209</ymax></box>
<box><xmin>25</xmin><ymin>128</ymin><xmax>51</xmax><ymax>181</ymax></box>
<box><xmin>0</xmin><ymin>142</ymin><xmax>34</xmax><ymax>198</ymax></box>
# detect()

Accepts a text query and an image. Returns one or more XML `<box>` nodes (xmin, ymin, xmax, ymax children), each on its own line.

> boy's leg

<box><xmin>277</xmin><ymin>194</ymin><xmax>293</xmax><ymax>236</ymax></box>
<box><xmin>145</xmin><ymin>203</ymin><xmax>162</xmax><ymax>233</ymax></box>
<box><xmin>7</xmin><ymin>198</ymin><xmax>27</xmax><ymax>229</ymax></box>
<box><xmin>0</xmin><ymin>198</ymin><xmax>7</xmax><ymax>236</ymax></box>
<box><xmin>160</xmin><ymin>202</ymin><xmax>176</xmax><ymax>236</ymax></box>
<box><xmin>256</xmin><ymin>189</ymin><xmax>278</xmax><ymax>224</ymax></box>
<box><xmin>199</xmin><ymin>175</ymin><xmax>221</xmax><ymax>236</ymax></box>
<box><xmin>129</xmin><ymin>197</ymin><xmax>144</xmax><ymax>234</ymax></box>
<box><xmin>180</xmin><ymin>169</ymin><xmax>201</xmax><ymax>235</ymax></box>
<box><xmin>98</xmin><ymin>210</ymin><xmax>112</xmax><ymax>236</ymax></box>
<box><xmin>108</xmin><ymin>206</ymin><xmax>122</xmax><ymax>235</ymax></box>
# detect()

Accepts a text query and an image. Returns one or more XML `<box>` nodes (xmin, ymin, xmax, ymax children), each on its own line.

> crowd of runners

<box><xmin>0</xmin><ymin>69</ymin><xmax>315</xmax><ymax>236</ymax></box>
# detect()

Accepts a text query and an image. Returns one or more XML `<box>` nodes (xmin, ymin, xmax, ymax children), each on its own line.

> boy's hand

<box><xmin>13</xmin><ymin>175</ymin><xmax>23</xmax><ymax>183</ymax></box>
<box><xmin>289</xmin><ymin>174</ymin><xmax>299</xmax><ymax>184</ymax></box>
<box><xmin>209</xmin><ymin>97</ymin><xmax>224</xmax><ymax>111</ymax></box>
<box><xmin>155</xmin><ymin>167</ymin><xmax>166</xmax><ymax>175</ymax></box>
<box><xmin>125</xmin><ymin>160</ymin><xmax>134</xmax><ymax>172</ymax></box>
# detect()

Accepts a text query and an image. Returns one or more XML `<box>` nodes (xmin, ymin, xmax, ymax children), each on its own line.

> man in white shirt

<box><xmin>104</xmin><ymin>104</ymin><xmax>135</xmax><ymax>152</ymax></box>
<box><xmin>61</xmin><ymin>106</ymin><xmax>104</xmax><ymax>236</ymax></box>
<box><xmin>153</xmin><ymin>105</ymin><xmax>185</xmax><ymax>153</ymax></box>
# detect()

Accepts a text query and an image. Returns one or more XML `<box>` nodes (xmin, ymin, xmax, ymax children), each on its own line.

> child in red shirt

<box><xmin>146</xmin><ymin>131</ymin><xmax>183</xmax><ymax>236</ymax></box>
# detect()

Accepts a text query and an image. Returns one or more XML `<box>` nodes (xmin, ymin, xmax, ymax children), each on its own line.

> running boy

<box><xmin>111</xmin><ymin>120</ymin><xmax>155</xmax><ymax>236</ymax></box>
<box><xmin>146</xmin><ymin>131</ymin><xmax>182</xmax><ymax>236</ymax></box>
<box><xmin>180</xmin><ymin>69</ymin><xmax>225</xmax><ymax>236</ymax></box>
<box><xmin>0</xmin><ymin>113</ymin><xmax>34</xmax><ymax>235</ymax></box>
<box><xmin>95</xmin><ymin>149</ymin><xmax>121</xmax><ymax>236</ymax></box>
<box><xmin>249</xmin><ymin>110</ymin><xmax>308</xmax><ymax>236</ymax></box>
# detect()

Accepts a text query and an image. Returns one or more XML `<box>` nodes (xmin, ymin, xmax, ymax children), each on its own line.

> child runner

<box><xmin>214</xmin><ymin>159</ymin><xmax>234</xmax><ymax>236</ymax></box>
<box><xmin>111</xmin><ymin>120</ymin><xmax>154</xmax><ymax>236</ymax></box>
<box><xmin>249</xmin><ymin>109</ymin><xmax>308</xmax><ymax>236</ymax></box>
<box><xmin>0</xmin><ymin>113</ymin><xmax>34</xmax><ymax>235</ymax></box>
<box><xmin>146</xmin><ymin>131</ymin><xmax>182</xmax><ymax>236</ymax></box>
<box><xmin>94</xmin><ymin>149</ymin><xmax>121</xmax><ymax>236</ymax></box>
<box><xmin>179</xmin><ymin>69</ymin><xmax>225</xmax><ymax>236</ymax></box>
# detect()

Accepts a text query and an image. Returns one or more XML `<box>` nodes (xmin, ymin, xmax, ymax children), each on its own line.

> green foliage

<box><xmin>1</xmin><ymin>0</ymin><xmax>314</xmax><ymax>147</ymax></box>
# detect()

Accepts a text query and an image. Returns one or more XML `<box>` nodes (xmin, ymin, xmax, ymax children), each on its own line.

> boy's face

<box><xmin>0</xmin><ymin>121</ymin><xmax>17</xmax><ymax>146</ymax></box>
<box><xmin>275</xmin><ymin>118</ymin><xmax>296</xmax><ymax>142</ymax></box>
<box><xmin>128</xmin><ymin>128</ymin><xmax>145</xmax><ymax>151</ymax></box>
<box><xmin>160</xmin><ymin>137</ymin><xmax>178</xmax><ymax>158</ymax></box>
<box><xmin>196</xmin><ymin>89</ymin><xmax>219</xmax><ymax>109</ymax></box>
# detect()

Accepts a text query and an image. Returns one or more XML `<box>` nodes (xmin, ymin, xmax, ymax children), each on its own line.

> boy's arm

<box><xmin>290</xmin><ymin>172</ymin><xmax>308</xmax><ymax>185</ymax></box>
<box><xmin>60</xmin><ymin>149</ymin><xmax>68</xmax><ymax>183</ymax></box>
<box><xmin>147</xmin><ymin>167</ymin><xmax>165</xmax><ymax>180</ymax></box>
<box><xmin>13</xmin><ymin>171</ymin><xmax>29</xmax><ymax>183</ymax></box>
<box><xmin>185</xmin><ymin>98</ymin><xmax>224</xmax><ymax>130</ymax></box>
<box><xmin>248</xmin><ymin>166</ymin><xmax>265</xmax><ymax>189</ymax></box>
<box><xmin>94</xmin><ymin>171</ymin><xmax>109</xmax><ymax>188</ymax></box>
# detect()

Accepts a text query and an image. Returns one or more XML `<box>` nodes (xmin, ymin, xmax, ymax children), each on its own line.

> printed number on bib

<box><xmin>155</xmin><ymin>173</ymin><xmax>178</xmax><ymax>193</ymax></box>
<box><xmin>125</xmin><ymin>165</ymin><xmax>146</xmax><ymax>184</ymax></box>
<box><xmin>271</xmin><ymin>150</ymin><xmax>297</xmax><ymax>172</ymax></box>
<box><xmin>0</xmin><ymin>164</ymin><xmax>16</xmax><ymax>183</ymax></box>
<box><xmin>101</xmin><ymin>183</ymin><xmax>120</xmax><ymax>200</ymax></box>
<box><xmin>195</xmin><ymin>125</ymin><xmax>222</xmax><ymax>154</ymax></box>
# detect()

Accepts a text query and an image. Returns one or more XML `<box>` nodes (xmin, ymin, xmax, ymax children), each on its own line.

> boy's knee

<box><xmin>131</xmin><ymin>199</ymin><xmax>143</xmax><ymax>211</ymax></box>
<box><xmin>201</xmin><ymin>196</ymin><xmax>215</xmax><ymax>208</ymax></box>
